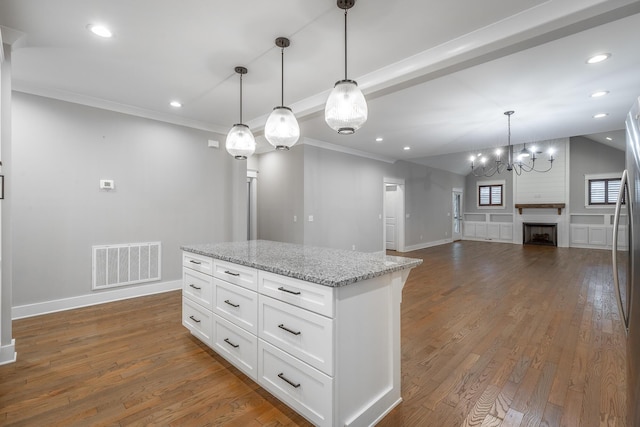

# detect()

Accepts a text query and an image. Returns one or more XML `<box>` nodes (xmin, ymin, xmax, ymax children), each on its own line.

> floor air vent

<box><xmin>92</xmin><ymin>242</ymin><xmax>161</xmax><ymax>290</ymax></box>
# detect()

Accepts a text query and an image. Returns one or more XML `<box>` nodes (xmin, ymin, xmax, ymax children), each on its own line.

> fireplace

<box><xmin>523</xmin><ymin>223</ymin><xmax>557</xmax><ymax>246</ymax></box>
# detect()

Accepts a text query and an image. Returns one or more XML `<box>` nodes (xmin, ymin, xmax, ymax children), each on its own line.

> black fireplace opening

<box><xmin>523</xmin><ymin>223</ymin><xmax>558</xmax><ymax>246</ymax></box>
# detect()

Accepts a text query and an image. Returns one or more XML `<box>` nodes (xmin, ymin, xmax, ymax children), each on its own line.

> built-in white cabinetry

<box><xmin>569</xmin><ymin>214</ymin><xmax>627</xmax><ymax>250</ymax></box>
<box><xmin>182</xmin><ymin>250</ymin><xmax>407</xmax><ymax>426</ymax></box>
<box><xmin>463</xmin><ymin>213</ymin><xmax>514</xmax><ymax>243</ymax></box>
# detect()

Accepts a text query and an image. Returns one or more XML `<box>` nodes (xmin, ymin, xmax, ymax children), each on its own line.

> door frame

<box><xmin>383</xmin><ymin>177</ymin><xmax>405</xmax><ymax>252</ymax></box>
<box><xmin>452</xmin><ymin>188</ymin><xmax>463</xmax><ymax>241</ymax></box>
<box><xmin>247</xmin><ymin>170</ymin><xmax>258</xmax><ymax>240</ymax></box>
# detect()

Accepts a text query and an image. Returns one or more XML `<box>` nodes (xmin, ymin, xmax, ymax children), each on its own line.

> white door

<box><xmin>385</xmin><ymin>185</ymin><xmax>398</xmax><ymax>250</ymax></box>
<box><xmin>452</xmin><ymin>191</ymin><xmax>463</xmax><ymax>241</ymax></box>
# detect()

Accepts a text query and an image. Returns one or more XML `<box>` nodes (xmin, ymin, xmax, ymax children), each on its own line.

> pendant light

<box><xmin>324</xmin><ymin>0</ymin><xmax>368</xmax><ymax>135</ymax></box>
<box><xmin>226</xmin><ymin>66</ymin><xmax>256</xmax><ymax>160</ymax></box>
<box><xmin>265</xmin><ymin>37</ymin><xmax>300</xmax><ymax>150</ymax></box>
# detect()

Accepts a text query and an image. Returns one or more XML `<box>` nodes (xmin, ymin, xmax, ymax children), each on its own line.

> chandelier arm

<box><xmin>531</xmin><ymin>161</ymin><xmax>554</xmax><ymax>173</ymax></box>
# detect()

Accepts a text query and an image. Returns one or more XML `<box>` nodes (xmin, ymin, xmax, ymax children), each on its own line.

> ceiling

<box><xmin>1</xmin><ymin>0</ymin><xmax>639</xmax><ymax>175</ymax></box>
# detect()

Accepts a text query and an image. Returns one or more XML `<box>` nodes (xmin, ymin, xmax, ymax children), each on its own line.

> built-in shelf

<box><xmin>515</xmin><ymin>203</ymin><xmax>566</xmax><ymax>215</ymax></box>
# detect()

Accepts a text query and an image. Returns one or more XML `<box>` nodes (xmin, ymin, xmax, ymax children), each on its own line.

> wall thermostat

<box><xmin>100</xmin><ymin>179</ymin><xmax>115</xmax><ymax>190</ymax></box>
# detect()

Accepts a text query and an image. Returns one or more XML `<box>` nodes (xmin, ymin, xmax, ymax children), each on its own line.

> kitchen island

<box><xmin>181</xmin><ymin>240</ymin><xmax>422</xmax><ymax>427</ymax></box>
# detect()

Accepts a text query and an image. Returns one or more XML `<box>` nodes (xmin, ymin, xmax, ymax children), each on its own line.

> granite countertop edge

<box><xmin>181</xmin><ymin>244</ymin><xmax>422</xmax><ymax>288</ymax></box>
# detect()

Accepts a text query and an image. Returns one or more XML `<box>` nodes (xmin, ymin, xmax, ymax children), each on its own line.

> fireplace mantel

<box><xmin>515</xmin><ymin>203</ymin><xmax>565</xmax><ymax>215</ymax></box>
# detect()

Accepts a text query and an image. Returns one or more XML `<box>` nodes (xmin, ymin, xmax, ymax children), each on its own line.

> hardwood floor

<box><xmin>0</xmin><ymin>241</ymin><xmax>627</xmax><ymax>426</ymax></box>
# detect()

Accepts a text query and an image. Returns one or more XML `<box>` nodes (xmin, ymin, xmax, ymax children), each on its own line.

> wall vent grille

<box><xmin>92</xmin><ymin>242</ymin><xmax>161</xmax><ymax>290</ymax></box>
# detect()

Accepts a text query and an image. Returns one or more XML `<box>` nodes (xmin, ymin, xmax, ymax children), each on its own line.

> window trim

<box><xmin>584</xmin><ymin>172</ymin><xmax>624</xmax><ymax>208</ymax></box>
<box><xmin>476</xmin><ymin>180</ymin><xmax>505</xmax><ymax>210</ymax></box>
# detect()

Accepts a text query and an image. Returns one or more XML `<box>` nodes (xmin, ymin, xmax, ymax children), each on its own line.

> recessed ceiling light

<box><xmin>590</xmin><ymin>91</ymin><xmax>609</xmax><ymax>98</ymax></box>
<box><xmin>593</xmin><ymin>113</ymin><xmax>608</xmax><ymax>119</ymax></box>
<box><xmin>586</xmin><ymin>53</ymin><xmax>611</xmax><ymax>64</ymax></box>
<box><xmin>606</xmin><ymin>137</ymin><xmax>613</xmax><ymax>141</ymax></box>
<box><xmin>375</xmin><ymin>137</ymin><xmax>383</xmax><ymax>142</ymax></box>
<box><xmin>403</xmin><ymin>146</ymin><xmax>411</xmax><ymax>151</ymax></box>
<box><xmin>170</xmin><ymin>101</ymin><xmax>182</xmax><ymax>108</ymax></box>
<box><xmin>87</xmin><ymin>24</ymin><xmax>113</xmax><ymax>38</ymax></box>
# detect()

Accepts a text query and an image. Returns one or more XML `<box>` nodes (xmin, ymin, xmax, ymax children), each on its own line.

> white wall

<box><xmin>11</xmin><ymin>92</ymin><xmax>247</xmax><ymax>310</ymax></box>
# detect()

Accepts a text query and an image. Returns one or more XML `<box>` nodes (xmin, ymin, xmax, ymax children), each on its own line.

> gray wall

<box><xmin>255</xmin><ymin>144</ymin><xmax>465</xmax><ymax>252</ymax></box>
<box><xmin>398</xmin><ymin>161</ymin><xmax>466</xmax><ymax>246</ymax></box>
<box><xmin>569</xmin><ymin>136</ymin><xmax>624</xmax><ymax>213</ymax></box>
<box><xmin>303</xmin><ymin>145</ymin><xmax>391</xmax><ymax>252</ymax></box>
<box><xmin>1</xmin><ymin>43</ymin><xmax>13</xmax><ymax>351</ymax></box>
<box><xmin>11</xmin><ymin>92</ymin><xmax>246</xmax><ymax>306</ymax></box>
<box><xmin>257</xmin><ymin>144</ymin><xmax>304</xmax><ymax>244</ymax></box>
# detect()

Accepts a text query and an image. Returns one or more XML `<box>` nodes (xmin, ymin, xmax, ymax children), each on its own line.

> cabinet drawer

<box><xmin>182</xmin><ymin>297</ymin><xmax>213</xmax><ymax>346</ymax></box>
<box><xmin>258</xmin><ymin>340</ymin><xmax>333</xmax><ymax>427</ymax></box>
<box><xmin>259</xmin><ymin>295</ymin><xmax>334</xmax><ymax>376</ymax></box>
<box><xmin>213</xmin><ymin>278</ymin><xmax>258</xmax><ymax>334</ymax></box>
<box><xmin>259</xmin><ymin>271</ymin><xmax>334</xmax><ymax>317</ymax></box>
<box><xmin>183</xmin><ymin>252</ymin><xmax>214</xmax><ymax>276</ymax></box>
<box><xmin>213</xmin><ymin>260</ymin><xmax>258</xmax><ymax>291</ymax></box>
<box><xmin>183</xmin><ymin>268</ymin><xmax>214</xmax><ymax>310</ymax></box>
<box><xmin>212</xmin><ymin>315</ymin><xmax>258</xmax><ymax>381</ymax></box>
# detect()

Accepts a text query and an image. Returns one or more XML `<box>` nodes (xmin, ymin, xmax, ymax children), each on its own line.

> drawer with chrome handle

<box><xmin>212</xmin><ymin>278</ymin><xmax>258</xmax><ymax>334</ymax></box>
<box><xmin>182</xmin><ymin>252</ymin><xmax>214</xmax><ymax>275</ymax></box>
<box><xmin>182</xmin><ymin>268</ymin><xmax>214</xmax><ymax>309</ymax></box>
<box><xmin>258</xmin><ymin>340</ymin><xmax>332</xmax><ymax>427</ymax></box>
<box><xmin>212</xmin><ymin>315</ymin><xmax>258</xmax><ymax>381</ymax></box>
<box><xmin>258</xmin><ymin>270</ymin><xmax>334</xmax><ymax>317</ymax></box>
<box><xmin>258</xmin><ymin>294</ymin><xmax>334</xmax><ymax>376</ymax></box>
<box><xmin>182</xmin><ymin>297</ymin><xmax>213</xmax><ymax>346</ymax></box>
<box><xmin>213</xmin><ymin>259</ymin><xmax>258</xmax><ymax>291</ymax></box>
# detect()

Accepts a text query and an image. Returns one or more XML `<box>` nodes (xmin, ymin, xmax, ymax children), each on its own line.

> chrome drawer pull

<box><xmin>189</xmin><ymin>284</ymin><xmax>201</xmax><ymax>290</ymax></box>
<box><xmin>278</xmin><ymin>373</ymin><xmax>301</xmax><ymax>388</ymax></box>
<box><xmin>189</xmin><ymin>260</ymin><xmax>201</xmax><ymax>265</ymax></box>
<box><xmin>223</xmin><ymin>338</ymin><xmax>239</xmax><ymax>348</ymax></box>
<box><xmin>224</xmin><ymin>270</ymin><xmax>240</xmax><ymax>277</ymax></box>
<box><xmin>224</xmin><ymin>299</ymin><xmax>240</xmax><ymax>308</ymax></box>
<box><xmin>278</xmin><ymin>324</ymin><xmax>301</xmax><ymax>336</ymax></box>
<box><xmin>189</xmin><ymin>315</ymin><xmax>201</xmax><ymax>323</ymax></box>
<box><xmin>277</xmin><ymin>286</ymin><xmax>301</xmax><ymax>295</ymax></box>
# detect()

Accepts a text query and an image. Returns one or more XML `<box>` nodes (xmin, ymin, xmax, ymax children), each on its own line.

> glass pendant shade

<box><xmin>325</xmin><ymin>79</ymin><xmax>368</xmax><ymax>135</ymax></box>
<box><xmin>226</xmin><ymin>123</ymin><xmax>255</xmax><ymax>160</ymax></box>
<box><xmin>265</xmin><ymin>106</ymin><xmax>300</xmax><ymax>150</ymax></box>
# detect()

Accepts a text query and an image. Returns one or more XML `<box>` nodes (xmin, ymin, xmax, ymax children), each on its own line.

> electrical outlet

<box><xmin>293</xmin><ymin>215</ymin><xmax>297</xmax><ymax>222</ymax></box>
<box><xmin>308</xmin><ymin>215</ymin><xmax>314</xmax><ymax>222</ymax></box>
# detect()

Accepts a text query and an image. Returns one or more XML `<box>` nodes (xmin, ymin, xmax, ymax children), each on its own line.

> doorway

<box><xmin>383</xmin><ymin>178</ymin><xmax>405</xmax><ymax>252</ymax></box>
<box><xmin>452</xmin><ymin>189</ymin><xmax>463</xmax><ymax>241</ymax></box>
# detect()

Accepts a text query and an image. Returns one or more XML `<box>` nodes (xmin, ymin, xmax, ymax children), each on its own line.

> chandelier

<box><xmin>470</xmin><ymin>111</ymin><xmax>555</xmax><ymax>177</ymax></box>
<box><xmin>324</xmin><ymin>0</ymin><xmax>368</xmax><ymax>134</ymax></box>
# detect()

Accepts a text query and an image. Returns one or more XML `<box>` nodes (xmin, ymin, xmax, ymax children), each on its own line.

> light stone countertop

<box><xmin>181</xmin><ymin>240</ymin><xmax>423</xmax><ymax>287</ymax></box>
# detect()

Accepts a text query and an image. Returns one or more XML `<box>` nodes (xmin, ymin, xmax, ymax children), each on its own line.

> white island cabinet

<box><xmin>181</xmin><ymin>240</ymin><xmax>421</xmax><ymax>427</ymax></box>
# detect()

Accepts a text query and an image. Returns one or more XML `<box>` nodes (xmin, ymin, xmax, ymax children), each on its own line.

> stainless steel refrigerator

<box><xmin>613</xmin><ymin>95</ymin><xmax>640</xmax><ymax>426</ymax></box>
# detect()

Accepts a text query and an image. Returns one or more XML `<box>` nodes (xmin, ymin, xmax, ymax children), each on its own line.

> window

<box><xmin>478</xmin><ymin>184</ymin><xmax>503</xmax><ymax>207</ymax></box>
<box><xmin>588</xmin><ymin>178</ymin><xmax>622</xmax><ymax>205</ymax></box>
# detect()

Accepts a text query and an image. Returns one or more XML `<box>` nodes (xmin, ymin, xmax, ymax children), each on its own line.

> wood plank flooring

<box><xmin>0</xmin><ymin>241</ymin><xmax>627</xmax><ymax>426</ymax></box>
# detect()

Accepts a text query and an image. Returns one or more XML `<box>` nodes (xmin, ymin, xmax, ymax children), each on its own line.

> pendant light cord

<box><xmin>344</xmin><ymin>9</ymin><xmax>348</xmax><ymax>80</ymax></box>
<box><xmin>281</xmin><ymin>47</ymin><xmax>285</xmax><ymax>106</ymax></box>
<box><xmin>239</xmin><ymin>73</ymin><xmax>243</xmax><ymax>124</ymax></box>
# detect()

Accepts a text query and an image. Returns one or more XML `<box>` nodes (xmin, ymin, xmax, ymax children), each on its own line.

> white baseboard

<box><xmin>462</xmin><ymin>237</ymin><xmax>517</xmax><ymax>244</ymax></box>
<box><xmin>0</xmin><ymin>339</ymin><xmax>16</xmax><ymax>366</ymax></box>
<box><xmin>12</xmin><ymin>280</ymin><xmax>181</xmax><ymax>320</ymax></box>
<box><xmin>401</xmin><ymin>238</ymin><xmax>452</xmax><ymax>252</ymax></box>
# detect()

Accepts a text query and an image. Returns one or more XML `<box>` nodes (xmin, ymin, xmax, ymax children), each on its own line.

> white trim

<box><xmin>13</xmin><ymin>83</ymin><xmax>228</xmax><ymax>134</ymax></box>
<box><xmin>12</xmin><ymin>280</ymin><xmax>181</xmax><ymax>320</ymax></box>
<box><xmin>0</xmin><ymin>339</ymin><xmax>16</xmax><ymax>366</ymax></box>
<box><xmin>303</xmin><ymin>137</ymin><xmax>396</xmax><ymax>164</ymax></box>
<box><xmin>402</xmin><ymin>238</ymin><xmax>452</xmax><ymax>253</ymax></box>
